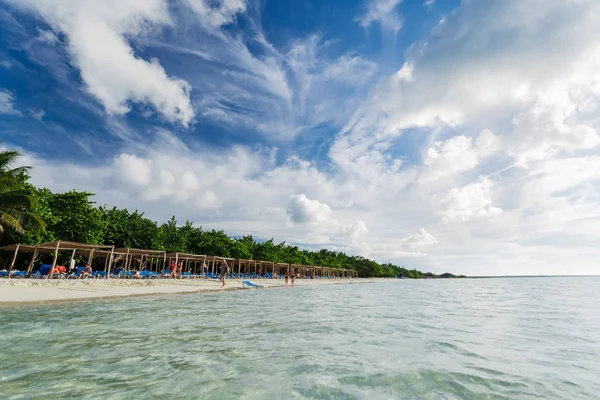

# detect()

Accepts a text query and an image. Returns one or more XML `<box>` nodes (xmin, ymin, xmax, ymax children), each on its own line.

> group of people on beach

<box><xmin>43</xmin><ymin>257</ymin><xmax>301</xmax><ymax>286</ymax></box>
<box><xmin>46</xmin><ymin>258</ymin><xmax>93</xmax><ymax>279</ymax></box>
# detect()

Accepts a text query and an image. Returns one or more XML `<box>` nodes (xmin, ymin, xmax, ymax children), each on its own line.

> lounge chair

<box><xmin>11</xmin><ymin>270</ymin><xmax>27</xmax><ymax>278</ymax></box>
<box><xmin>242</xmin><ymin>280</ymin><xmax>263</xmax><ymax>288</ymax></box>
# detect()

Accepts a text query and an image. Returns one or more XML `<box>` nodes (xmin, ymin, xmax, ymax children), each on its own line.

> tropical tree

<box><xmin>0</xmin><ymin>147</ymin><xmax>44</xmax><ymax>233</ymax></box>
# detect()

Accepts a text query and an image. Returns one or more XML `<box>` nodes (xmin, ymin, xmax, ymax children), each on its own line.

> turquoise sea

<box><xmin>1</xmin><ymin>277</ymin><xmax>599</xmax><ymax>399</ymax></box>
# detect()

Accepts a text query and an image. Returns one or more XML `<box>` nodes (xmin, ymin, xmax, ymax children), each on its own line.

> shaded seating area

<box><xmin>164</xmin><ymin>252</ymin><xmax>207</xmax><ymax>278</ymax></box>
<box><xmin>111</xmin><ymin>248</ymin><xmax>166</xmax><ymax>279</ymax></box>
<box><xmin>0</xmin><ymin>241</ymin><xmax>113</xmax><ymax>279</ymax></box>
<box><xmin>0</xmin><ymin>242</ymin><xmax>360</xmax><ymax>280</ymax></box>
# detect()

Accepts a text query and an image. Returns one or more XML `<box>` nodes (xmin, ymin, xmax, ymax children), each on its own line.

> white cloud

<box><xmin>35</xmin><ymin>28</ymin><xmax>58</xmax><ymax>45</ymax></box>
<box><xmin>286</xmin><ymin>194</ymin><xmax>369</xmax><ymax>247</ymax></box>
<box><xmin>0</xmin><ymin>89</ymin><xmax>20</xmax><ymax>115</ymax></box>
<box><xmin>345</xmin><ymin>0</ymin><xmax>600</xmax><ymax>147</ymax></box>
<box><xmin>423</xmin><ymin>0</ymin><xmax>435</xmax><ymax>9</ymax></box>
<box><xmin>184</xmin><ymin>0</ymin><xmax>246</xmax><ymax>29</ymax></box>
<box><xmin>323</xmin><ymin>54</ymin><xmax>378</xmax><ymax>85</ymax></box>
<box><xmin>424</xmin><ymin>136</ymin><xmax>478</xmax><ymax>176</ymax></box>
<box><xmin>0</xmin><ymin>60</ymin><xmax>12</xmax><ymax>68</ymax></box>
<box><xmin>357</xmin><ymin>0</ymin><xmax>403</xmax><ymax>32</ymax></box>
<box><xmin>29</xmin><ymin>109</ymin><xmax>45</xmax><ymax>121</ymax></box>
<box><xmin>11</xmin><ymin>0</ymin><xmax>195</xmax><ymax>126</ymax></box>
<box><xmin>440</xmin><ymin>178</ymin><xmax>503</xmax><ymax>222</ymax></box>
<box><xmin>287</xmin><ymin>194</ymin><xmax>332</xmax><ymax>225</ymax></box>
<box><xmin>421</xmin><ymin>130</ymin><xmax>500</xmax><ymax>181</ymax></box>
<box><xmin>402</xmin><ymin>228</ymin><xmax>438</xmax><ymax>246</ymax></box>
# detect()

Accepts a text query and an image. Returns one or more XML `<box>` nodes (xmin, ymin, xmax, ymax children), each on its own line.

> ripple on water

<box><xmin>1</xmin><ymin>278</ymin><xmax>600</xmax><ymax>399</ymax></box>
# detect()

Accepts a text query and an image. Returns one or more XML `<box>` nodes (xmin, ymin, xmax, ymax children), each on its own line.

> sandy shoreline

<box><xmin>0</xmin><ymin>278</ymin><xmax>384</xmax><ymax>304</ymax></box>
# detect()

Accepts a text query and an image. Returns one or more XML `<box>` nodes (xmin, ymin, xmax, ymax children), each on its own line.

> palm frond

<box><xmin>0</xmin><ymin>150</ymin><xmax>21</xmax><ymax>167</ymax></box>
<box><xmin>0</xmin><ymin>192</ymin><xmax>35</xmax><ymax>208</ymax></box>
<box><xmin>0</xmin><ymin>211</ymin><xmax>24</xmax><ymax>233</ymax></box>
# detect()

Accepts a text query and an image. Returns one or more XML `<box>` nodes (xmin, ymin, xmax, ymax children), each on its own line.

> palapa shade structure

<box><xmin>205</xmin><ymin>255</ymin><xmax>235</xmax><ymax>275</ymax></box>
<box><xmin>235</xmin><ymin>259</ymin><xmax>257</xmax><ymax>276</ymax></box>
<box><xmin>275</xmin><ymin>262</ymin><xmax>288</xmax><ymax>277</ymax></box>
<box><xmin>259</xmin><ymin>261</ymin><xmax>274</xmax><ymax>276</ymax></box>
<box><xmin>2</xmin><ymin>242</ymin><xmax>360</xmax><ymax>279</ymax></box>
<box><xmin>164</xmin><ymin>252</ymin><xmax>207</xmax><ymax>275</ymax></box>
<box><xmin>112</xmin><ymin>248</ymin><xmax>166</xmax><ymax>277</ymax></box>
<box><xmin>0</xmin><ymin>241</ymin><xmax>113</xmax><ymax>279</ymax></box>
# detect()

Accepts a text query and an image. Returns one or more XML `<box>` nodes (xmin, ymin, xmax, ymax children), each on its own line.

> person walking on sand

<box><xmin>177</xmin><ymin>261</ymin><xmax>183</xmax><ymax>279</ymax></box>
<box><xmin>219</xmin><ymin>262</ymin><xmax>228</xmax><ymax>287</ymax></box>
<box><xmin>169</xmin><ymin>261</ymin><xmax>177</xmax><ymax>279</ymax></box>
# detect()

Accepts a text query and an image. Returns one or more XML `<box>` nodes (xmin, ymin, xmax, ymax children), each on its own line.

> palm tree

<box><xmin>0</xmin><ymin>146</ymin><xmax>45</xmax><ymax>233</ymax></box>
<box><xmin>0</xmin><ymin>149</ymin><xmax>31</xmax><ymax>180</ymax></box>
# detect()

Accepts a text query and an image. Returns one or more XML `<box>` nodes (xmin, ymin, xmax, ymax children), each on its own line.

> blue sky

<box><xmin>1</xmin><ymin>0</ymin><xmax>600</xmax><ymax>276</ymax></box>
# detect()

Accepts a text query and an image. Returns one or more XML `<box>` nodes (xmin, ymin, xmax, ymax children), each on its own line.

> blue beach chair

<box><xmin>13</xmin><ymin>270</ymin><xmax>27</xmax><ymax>278</ymax></box>
<box><xmin>242</xmin><ymin>280</ymin><xmax>263</xmax><ymax>288</ymax></box>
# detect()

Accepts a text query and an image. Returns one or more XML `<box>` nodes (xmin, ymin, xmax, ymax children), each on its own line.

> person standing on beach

<box><xmin>219</xmin><ymin>262</ymin><xmax>228</xmax><ymax>287</ymax></box>
<box><xmin>290</xmin><ymin>267</ymin><xmax>295</xmax><ymax>287</ymax></box>
<box><xmin>169</xmin><ymin>261</ymin><xmax>177</xmax><ymax>279</ymax></box>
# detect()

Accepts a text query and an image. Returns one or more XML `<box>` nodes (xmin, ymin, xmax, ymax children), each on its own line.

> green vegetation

<box><xmin>0</xmin><ymin>145</ymin><xmax>458</xmax><ymax>278</ymax></box>
<box><xmin>0</xmin><ymin>147</ymin><xmax>45</xmax><ymax>234</ymax></box>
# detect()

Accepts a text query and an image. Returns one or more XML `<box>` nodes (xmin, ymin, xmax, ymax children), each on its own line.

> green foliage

<box><xmin>0</xmin><ymin>147</ymin><xmax>45</xmax><ymax>235</ymax></box>
<box><xmin>44</xmin><ymin>190</ymin><xmax>107</xmax><ymax>244</ymax></box>
<box><xmin>101</xmin><ymin>207</ymin><xmax>161</xmax><ymax>249</ymax></box>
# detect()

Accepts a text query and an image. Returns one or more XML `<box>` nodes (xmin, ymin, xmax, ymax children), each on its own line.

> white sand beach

<box><xmin>0</xmin><ymin>278</ymin><xmax>382</xmax><ymax>304</ymax></box>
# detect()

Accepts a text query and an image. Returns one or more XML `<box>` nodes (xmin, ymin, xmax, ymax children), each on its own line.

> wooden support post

<box><xmin>26</xmin><ymin>246</ymin><xmax>38</xmax><ymax>275</ymax></box>
<box><xmin>68</xmin><ymin>249</ymin><xmax>76</xmax><ymax>273</ymax></box>
<box><xmin>7</xmin><ymin>244</ymin><xmax>20</xmax><ymax>279</ymax></box>
<box><xmin>123</xmin><ymin>249</ymin><xmax>131</xmax><ymax>278</ymax></box>
<box><xmin>49</xmin><ymin>242</ymin><xmax>60</xmax><ymax>279</ymax></box>
<box><xmin>106</xmin><ymin>247</ymin><xmax>115</xmax><ymax>279</ymax></box>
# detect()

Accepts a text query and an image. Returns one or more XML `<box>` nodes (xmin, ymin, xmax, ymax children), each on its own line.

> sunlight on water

<box><xmin>1</xmin><ymin>278</ymin><xmax>600</xmax><ymax>399</ymax></box>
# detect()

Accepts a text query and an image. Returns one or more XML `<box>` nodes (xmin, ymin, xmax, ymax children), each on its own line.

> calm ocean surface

<box><xmin>1</xmin><ymin>278</ymin><xmax>599</xmax><ymax>399</ymax></box>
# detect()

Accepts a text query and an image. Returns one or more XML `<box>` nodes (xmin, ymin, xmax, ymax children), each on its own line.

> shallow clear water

<box><xmin>1</xmin><ymin>278</ymin><xmax>599</xmax><ymax>399</ymax></box>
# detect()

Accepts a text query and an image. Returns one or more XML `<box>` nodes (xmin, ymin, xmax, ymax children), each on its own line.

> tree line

<box><xmin>0</xmin><ymin>145</ymin><xmax>455</xmax><ymax>278</ymax></box>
